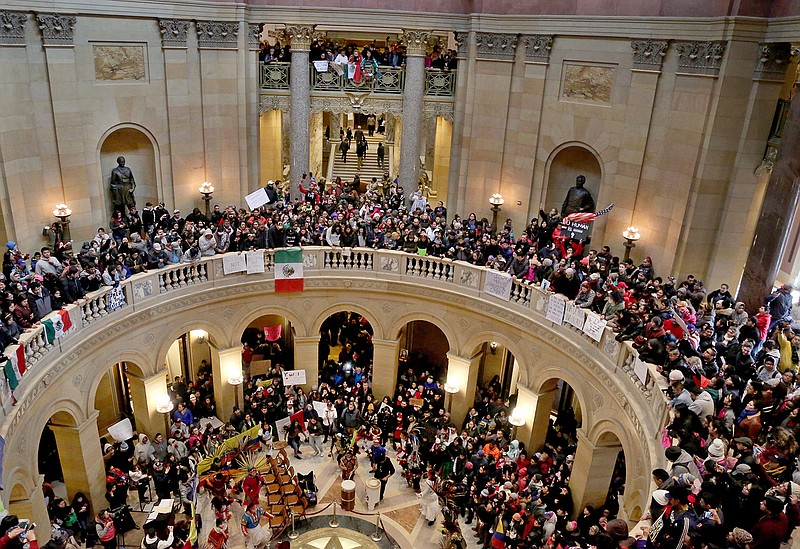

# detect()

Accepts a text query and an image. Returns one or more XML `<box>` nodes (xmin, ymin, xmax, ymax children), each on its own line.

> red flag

<box><xmin>289</xmin><ymin>410</ymin><xmax>306</xmax><ymax>432</ymax></box>
<box><xmin>264</xmin><ymin>325</ymin><xmax>282</xmax><ymax>342</ymax></box>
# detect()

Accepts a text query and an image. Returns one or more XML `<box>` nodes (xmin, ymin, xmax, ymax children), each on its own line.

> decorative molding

<box><xmin>36</xmin><ymin>13</ymin><xmax>76</xmax><ymax>47</ymax></box>
<box><xmin>196</xmin><ymin>20</ymin><xmax>239</xmax><ymax>49</ymax></box>
<box><xmin>675</xmin><ymin>40</ymin><xmax>726</xmax><ymax>76</ymax></box>
<box><xmin>249</xmin><ymin>23</ymin><xmax>262</xmax><ymax>50</ymax></box>
<box><xmin>158</xmin><ymin>19</ymin><xmax>190</xmax><ymax>49</ymax></box>
<box><xmin>284</xmin><ymin>24</ymin><xmax>314</xmax><ymax>51</ymax></box>
<box><xmin>755</xmin><ymin>143</ymin><xmax>779</xmax><ymax>175</ymax></box>
<box><xmin>403</xmin><ymin>30</ymin><xmax>431</xmax><ymax>56</ymax></box>
<box><xmin>453</xmin><ymin>31</ymin><xmax>468</xmax><ymax>59</ymax></box>
<box><xmin>630</xmin><ymin>39</ymin><xmax>668</xmax><ymax>71</ymax></box>
<box><xmin>310</xmin><ymin>95</ymin><xmax>403</xmax><ymax>116</ymax></box>
<box><xmin>523</xmin><ymin>35</ymin><xmax>553</xmax><ymax>64</ymax></box>
<box><xmin>475</xmin><ymin>32</ymin><xmax>518</xmax><ymax>61</ymax></box>
<box><xmin>0</xmin><ymin>11</ymin><xmax>27</xmax><ymax>46</ymax></box>
<box><xmin>423</xmin><ymin>100</ymin><xmax>454</xmax><ymax>121</ymax></box>
<box><xmin>259</xmin><ymin>94</ymin><xmax>290</xmax><ymax>113</ymax></box>
<box><xmin>753</xmin><ymin>42</ymin><xmax>792</xmax><ymax>82</ymax></box>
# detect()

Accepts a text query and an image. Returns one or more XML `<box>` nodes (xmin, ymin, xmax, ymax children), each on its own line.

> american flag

<box><xmin>563</xmin><ymin>203</ymin><xmax>614</xmax><ymax>224</ymax></box>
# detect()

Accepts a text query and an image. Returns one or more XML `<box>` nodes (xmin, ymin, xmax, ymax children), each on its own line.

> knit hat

<box><xmin>733</xmin><ymin>436</ymin><xmax>754</xmax><ymax>447</ymax></box>
<box><xmin>5</xmin><ymin>242</ymin><xmax>14</xmax><ymax>249</ymax></box>
<box><xmin>730</xmin><ymin>527</ymin><xmax>753</xmax><ymax>546</ymax></box>
<box><xmin>606</xmin><ymin>519</ymin><xmax>628</xmax><ymax>540</ymax></box>
<box><xmin>543</xmin><ymin>258</ymin><xmax>553</xmax><ymax>266</ymax></box>
<box><xmin>668</xmin><ymin>370</ymin><xmax>685</xmax><ymax>382</ymax></box>
<box><xmin>706</xmin><ymin>438</ymin><xmax>725</xmax><ymax>459</ymax></box>
<box><xmin>652</xmin><ymin>490</ymin><xmax>670</xmax><ymax>506</ymax></box>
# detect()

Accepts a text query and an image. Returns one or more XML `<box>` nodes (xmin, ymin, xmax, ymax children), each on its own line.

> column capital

<box><xmin>0</xmin><ymin>11</ymin><xmax>27</xmax><ymax>46</ymax></box>
<box><xmin>50</xmin><ymin>409</ymin><xmax>100</xmax><ymax>433</ymax></box>
<box><xmin>475</xmin><ymin>32</ymin><xmax>518</xmax><ymax>62</ymax></box>
<box><xmin>453</xmin><ymin>31</ymin><xmax>469</xmax><ymax>59</ymax></box>
<box><xmin>674</xmin><ymin>40</ymin><xmax>726</xmax><ymax>77</ymax></box>
<box><xmin>294</xmin><ymin>335</ymin><xmax>321</xmax><ymax>344</ymax></box>
<box><xmin>196</xmin><ymin>21</ymin><xmax>239</xmax><ymax>50</ymax></box>
<box><xmin>249</xmin><ymin>23</ymin><xmax>263</xmax><ymax>51</ymax></box>
<box><xmin>284</xmin><ymin>24</ymin><xmax>315</xmax><ymax>51</ymax></box>
<box><xmin>128</xmin><ymin>369</ymin><xmax>168</xmax><ymax>385</ymax></box>
<box><xmin>753</xmin><ymin>42</ymin><xmax>792</xmax><ymax>82</ymax></box>
<box><xmin>403</xmin><ymin>30</ymin><xmax>432</xmax><ymax>56</ymax></box>
<box><xmin>630</xmin><ymin>39</ymin><xmax>668</xmax><ymax>72</ymax></box>
<box><xmin>36</xmin><ymin>13</ymin><xmax>76</xmax><ymax>47</ymax></box>
<box><xmin>523</xmin><ymin>35</ymin><xmax>553</xmax><ymax>64</ymax></box>
<box><xmin>158</xmin><ymin>19</ymin><xmax>191</xmax><ymax>49</ymax></box>
<box><xmin>372</xmin><ymin>338</ymin><xmax>400</xmax><ymax>350</ymax></box>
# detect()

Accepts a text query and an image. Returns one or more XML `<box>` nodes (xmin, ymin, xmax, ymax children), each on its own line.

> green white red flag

<box><xmin>274</xmin><ymin>248</ymin><xmax>304</xmax><ymax>293</ymax></box>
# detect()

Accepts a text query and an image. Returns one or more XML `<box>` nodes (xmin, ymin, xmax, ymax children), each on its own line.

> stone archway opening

<box><xmin>318</xmin><ymin>311</ymin><xmax>374</xmax><ymax>390</ymax></box>
<box><xmin>93</xmin><ymin>361</ymin><xmax>146</xmax><ymax>436</ymax></box>
<box><xmin>569</xmin><ymin>430</ymin><xmax>626</xmax><ymax>520</ymax></box>
<box><xmin>99</xmin><ymin>126</ymin><xmax>160</xmax><ymax>216</ymax></box>
<box><xmin>544</xmin><ymin>144</ymin><xmax>602</xmax><ymax>214</ymax></box>
<box><xmin>241</xmin><ymin>313</ymin><xmax>295</xmax><ymax>378</ymax></box>
<box><xmin>469</xmin><ymin>340</ymin><xmax>520</xmax><ymax>403</ymax></box>
<box><xmin>396</xmin><ymin>320</ymin><xmax>449</xmax><ymax>391</ymax></box>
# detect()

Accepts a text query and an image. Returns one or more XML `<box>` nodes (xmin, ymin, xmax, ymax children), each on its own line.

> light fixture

<box><xmin>53</xmin><ymin>203</ymin><xmax>72</xmax><ymax>220</ymax></box>
<box><xmin>51</xmin><ymin>203</ymin><xmax>73</xmax><ymax>242</ymax></box>
<box><xmin>622</xmin><ymin>225</ymin><xmax>641</xmax><ymax>261</ymax></box>
<box><xmin>156</xmin><ymin>395</ymin><xmax>173</xmax><ymax>415</ymax></box>
<box><xmin>489</xmin><ymin>341</ymin><xmax>498</xmax><ymax>355</ymax></box>
<box><xmin>228</xmin><ymin>374</ymin><xmax>244</xmax><ymax>386</ymax></box>
<box><xmin>199</xmin><ymin>181</ymin><xmax>215</xmax><ymax>216</ymax></box>
<box><xmin>489</xmin><ymin>193</ymin><xmax>504</xmax><ymax>232</ymax></box>
<box><xmin>444</xmin><ymin>383</ymin><xmax>459</xmax><ymax>414</ymax></box>
<box><xmin>508</xmin><ymin>408</ymin><xmax>526</xmax><ymax>427</ymax></box>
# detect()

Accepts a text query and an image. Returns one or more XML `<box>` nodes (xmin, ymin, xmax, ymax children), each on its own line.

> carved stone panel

<box><xmin>524</xmin><ymin>35</ymin><xmax>553</xmax><ymax>64</ymax></box>
<box><xmin>475</xmin><ymin>33</ymin><xmax>518</xmax><ymax>61</ymax></box>
<box><xmin>403</xmin><ymin>30</ymin><xmax>431</xmax><ymax>56</ymax></box>
<box><xmin>423</xmin><ymin>101</ymin><xmax>454</xmax><ymax>121</ymax></box>
<box><xmin>249</xmin><ymin>23</ymin><xmax>262</xmax><ymax>51</ymax></box>
<box><xmin>259</xmin><ymin>94</ymin><xmax>290</xmax><ymax>113</ymax></box>
<box><xmin>753</xmin><ymin>42</ymin><xmax>792</xmax><ymax>82</ymax></box>
<box><xmin>93</xmin><ymin>44</ymin><xmax>147</xmax><ymax>81</ymax></box>
<box><xmin>561</xmin><ymin>63</ymin><xmax>615</xmax><ymax>104</ymax></box>
<box><xmin>159</xmin><ymin>19</ymin><xmax>190</xmax><ymax>49</ymax></box>
<box><xmin>675</xmin><ymin>41</ymin><xmax>726</xmax><ymax>77</ymax></box>
<box><xmin>0</xmin><ymin>11</ymin><xmax>27</xmax><ymax>46</ymax></box>
<box><xmin>453</xmin><ymin>31</ymin><xmax>468</xmax><ymax>59</ymax></box>
<box><xmin>630</xmin><ymin>39</ymin><xmax>668</xmax><ymax>71</ymax></box>
<box><xmin>196</xmin><ymin>21</ymin><xmax>239</xmax><ymax>49</ymax></box>
<box><xmin>37</xmin><ymin>13</ymin><xmax>76</xmax><ymax>46</ymax></box>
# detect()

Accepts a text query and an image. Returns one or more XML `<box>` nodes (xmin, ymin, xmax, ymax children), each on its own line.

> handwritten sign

<box><xmin>246</xmin><ymin>250</ymin><xmax>265</xmax><ymax>274</ymax></box>
<box><xmin>541</xmin><ymin>279</ymin><xmax>550</xmax><ymax>292</ymax></box>
<box><xmin>282</xmin><ymin>369</ymin><xmax>307</xmax><ymax>386</ymax></box>
<box><xmin>559</xmin><ymin>219</ymin><xmax>591</xmax><ymax>240</ymax></box>
<box><xmin>313</xmin><ymin>60</ymin><xmax>329</xmax><ymax>72</ymax></box>
<box><xmin>222</xmin><ymin>253</ymin><xmax>246</xmax><ymax>275</ymax></box>
<box><xmin>244</xmin><ymin>187</ymin><xmax>270</xmax><ymax>210</ymax></box>
<box><xmin>564</xmin><ymin>301</ymin><xmax>585</xmax><ymax>329</ymax></box>
<box><xmin>483</xmin><ymin>270</ymin><xmax>512</xmax><ymax>301</ymax></box>
<box><xmin>546</xmin><ymin>294</ymin><xmax>566</xmax><ymax>325</ymax></box>
<box><xmin>634</xmin><ymin>357</ymin><xmax>649</xmax><ymax>386</ymax></box>
<box><xmin>582</xmin><ymin>311</ymin><xmax>607</xmax><ymax>342</ymax></box>
<box><xmin>107</xmin><ymin>285</ymin><xmax>126</xmax><ymax>312</ymax></box>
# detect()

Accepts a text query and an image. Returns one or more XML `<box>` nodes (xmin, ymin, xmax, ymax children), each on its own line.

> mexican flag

<box><xmin>3</xmin><ymin>346</ymin><xmax>26</xmax><ymax>391</ymax></box>
<box><xmin>42</xmin><ymin>309</ymin><xmax>73</xmax><ymax>343</ymax></box>
<box><xmin>274</xmin><ymin>248</ymin><xmax>304</xmax><ymax>293</ymax></box>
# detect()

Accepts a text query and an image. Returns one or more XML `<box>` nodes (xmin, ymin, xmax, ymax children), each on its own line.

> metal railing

<box><xmin>424</xmin><ymin>69</ymin><xmax>456</xmax><ymax>97</ymax></box>
<box><xmin>260</xmin><ymin>62</ymin><xmax>290</xmax><ymax>90</ymax></box>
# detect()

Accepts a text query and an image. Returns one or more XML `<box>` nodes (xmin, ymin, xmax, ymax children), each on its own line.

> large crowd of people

<box><xmin>4</xmin><ymin>166</ymin><xmax>800</xmax><ymax>549</ymax></box>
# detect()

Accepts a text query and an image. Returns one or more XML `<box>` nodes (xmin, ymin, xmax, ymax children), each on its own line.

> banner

<box><xmin>564</xmin><ymin>301</ymin><xmax>585</xmax><ymax>329</ymax></box>
<box><xmin>264</xmin><ymin>325</ymin><xmax>282</xmax><ymax>342</ymax></box>
<box><xmin>634</xmin><ymin>357</ymin><xmax>649</xmax><ymax>385</ymax></box>
<box><xmin>546</xmin><ymin>294</ymin><xmax>566</xmax><ymax>325</ymax></box>
<box><xmin>222</xmin><ymin>254</ymin><xmax>247</xmax><ymax>275</ymax></box>
<box><xmin>274</xmin><ymin>248</ymin><xmax>304</xmax><ymax>292</ymax></box>
<box><xmin>282</xmin><ymin>369</ymin><xmax>307</xmax><ymax>386</ymax></box>
<box><xmin>583</xmin><ymin>311</ymin><xmax>607</xmax><ymax>342</ymax></box>
<box><xmin>107</xmin><ymin>285</ymin><xmax>126</xmax><ymax>312</ymax></box>
<box><xmin>245</xmin><ymin>250</ymin><xmax>265</xmax><ymax>274</ymax></box>
<box><xmin>483</xmin><ymin>270</ymin><xmax>513</xmax><ymax>301</ymax></box>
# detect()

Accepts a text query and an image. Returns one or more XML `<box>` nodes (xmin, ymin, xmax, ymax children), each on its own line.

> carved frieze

<box><xmin>36</xmin><ymin>13</ymin><xmax>76</xmax><ymax>47</ymax></box>
<box><xmin>753</xmin><ymin>42</ymin><xmax>792</xmax><ymax>82</ymax></box>
<box><xmin>523</xmin><ymin>35</ymin><xmax>553</xmax><ymax>64</ymax></box>
<box><xmin>403</xmin><ymin>30</ymin><xmax>431</xmax><ymax>56</ymax></box>
<box><xmin>453</xmin><ymin>31</ymin><xmax>468</xmax><ymax>59</ymax></box>
<box><xmin>475</xmin><ymin>33</ymin><xmax>518</xmax><ymax>61</ymax></box>
<box><xmin>423</xmin><ymin>101</ymin><xmax>454</xmax><ymax>121</ymax></box>
<box><xmin>284</xmin><ymin>25</ymin><xmax>314</xmax><ymax>51</ymax></box>
<box><xmin>259</xmin><ymin>94</ymin><xmax>290</xmax><ymax>113</ymax></box>
<box><xmin>0</xmin><ymin>11</ymin><xmax>27</xmax><ymax>46</ymax></box>
<box><xmin>310</xmin><ymin>95</ymin><xmax>403</xmax><ymax>116</ymax></box>
<box><xmin>196</xmin><ymin>21</ymin><xmax>239</xmax><ymax>49</ymax></box>
<box><xmin>675</xmin><ymin>41</ymin><xmax>726</xmax><ymax>77</ymax></box>
<box><xmin>158</xmin><ymin>19</ymin><xmax>190</xmax><ymax>49</ymax></box>
<box><xmin>249</xmin><ymin>23</ymin><xmax>262</xmax><ymax>51</ymax></box>
<box><xmin>630</xmin><ymin>39</ymin><xmax>668</xmax><ymax>71</ymax></box>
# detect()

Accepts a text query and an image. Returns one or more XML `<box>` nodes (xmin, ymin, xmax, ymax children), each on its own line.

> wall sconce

<box><xmin>155</xmin><ymin>394</ymin><xmax>174</xmax><ymax>415</ymax></box>
<box><xmin>444</xmin><ymin>382</ymin><xmax>459</xmax><ymax>413</ymax></box>
<box><xmin>489</xmin><ymin>341</ymin><xmax>498</xmax><ymax>355</ymax></box>
<box><xmin>489</xmin><ymin>193</ymin><xmax>504</xmax><ymax>232</ymax></box>
<box><xmin>509</xmin><ymin>408</ymin><xmax>526</xmax><ymax>438</ymax></box>
<box><xmin>190</xmin><ymin>330</ymin><xmax>208</xmax><ymax>343</ymax></box>
<box><xmin>622</xmin><ymin>225</ymin><xmax>641</xmax><ymax>261</ymax></box>
<box><xmin>52</xmin><ymin>203</ymin><xmax>72</xmax><ymax>242</ymax></box>
<box><xmin>199</xmin><ymin>181</ymin><xmax>215</xmax><ymax>216</ymax></box>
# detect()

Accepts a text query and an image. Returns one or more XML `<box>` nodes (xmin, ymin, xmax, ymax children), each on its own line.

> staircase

<box><xmin>328</xmin><ymin>134</ymin><xmax>390</xmax><ymax>185</ymax></box>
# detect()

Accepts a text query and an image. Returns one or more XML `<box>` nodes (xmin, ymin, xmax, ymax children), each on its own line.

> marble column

<box><xmin>398</xmin><ymin>30</ymin><xmax>431</xmax><ymax>192</ymax></box>
<box><xmin>294</xmin><ymin>335</ymin><xmax>320</xmax><ymax>391</ymax></box>
<box><xmin>446</xmin><ymin>351</ymin><xmax>479</xmax><ymax>427</ymax></box>
<box><xmin>49</xmin><ymin>411</ymin><xmax>107</xmax><ymax>510</ymax></box>
<box><xmin>385</xmin><ymin>113</ymin><xmax>396</xmax><ymax>144</ymax></box>
<box><xmin>569</xmin><ymin>429</ymin><xmax>622</xmax><ymax>517</ymax></box>
<box><xmin>739</xmin><ymin>88</ymin><xmax>800</xmax><ymax>310</ymax></box>
<box><xmin>310</xmin><ymin>112</ymin><xmax>324</xmax><ymax>178</ymax></box>
<box><xmin>128</xmin><ymin>370</ymin><xmax>170</xmax><ymax>439</ymax></box>
<box><xmin>210</xmin><ymin>346</ymin><xmax>244</xmax><ymax>420</ymax></box>
<box><xmin>329</xmin><ymin>112</ymin><xmax>342</xmax><ymax>143</ymax></box>
<box><xmin>514</xmin><ymin>385</ymin><xmax>558</xmax><ymax>452</ymax></box>
<box><xmin>372</xmin><ymin>338</ymin><xmax>400</xmax><ymax>400</ymax></box>
<box><xmin>287</xmin><ymin>25</ymin><xmax>314</xmax><ymax>200</ymax></box>
<box><xmin>423</xmin><ymin>115</ymin><xmax>437</xmax><ymax>171</ymax></box>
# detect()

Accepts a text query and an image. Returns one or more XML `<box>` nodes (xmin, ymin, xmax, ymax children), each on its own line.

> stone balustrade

<box><xmin>0</xmin><ymin>247</ymin><xmax>668</xmax><ymax>431</ymax></box>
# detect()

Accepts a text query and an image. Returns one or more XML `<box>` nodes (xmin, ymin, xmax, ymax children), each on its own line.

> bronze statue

<box><xmin>561</xmin><ymin>175</ymin><xmax>595</xmax><ymax>217</ymax></box>
<box><xmin>110</xmin><ymin>156</ymin><xmax>136</xmax><ymax>214</ymax></box>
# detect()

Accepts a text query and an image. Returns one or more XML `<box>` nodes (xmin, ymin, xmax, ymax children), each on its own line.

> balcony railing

<box><xmin>260</xmin><ymin>62</ymin><xmax>456</xmax><ymax>98</ymax></box>
<box><xmin>260</xmin><ymin>62</ymin><xmax>290</xmax><ymax>90</ymax></box>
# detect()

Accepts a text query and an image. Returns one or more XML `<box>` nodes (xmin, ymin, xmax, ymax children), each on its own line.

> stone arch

<box><xmin>98</xmin><ymin>123</ymin><xmax>163</xmax><ymax>214</ymax></box>
<box><xmin>527</xmin><ymin>367</ymin><xmax>590</xmax><ymax>426</ymax></box>
<box><xmin>153</xmin><ymin>318</ymin><xmax>229</xmax><ymax>372</ymax></box>
<box><xmin>462</xmin><ymin>329</ymin><xmax>529</xmax><ymax>371</ymax></box>
<box><xmin>85</xmin><ymin>351</ymin><xmax>150</xmax><ymax>411</ymax></box>
<box><xmin>310</xmin><ymin>303</ymin><xmax>383</xmax><ymax>340</ymax></box>
<box><xmin>542</xmin><ymin>141</ymin><xmax>604</xmax><ymax>211</ymax></box>
<box><xmin>387</xmin><ymin>311</ymin><xmax>457</xmax><ymax>355</ymax></box>
<box><xmin>229</xmin><ymin>303</ymin><xmax>309</xmax><ymax>342</ymax></box>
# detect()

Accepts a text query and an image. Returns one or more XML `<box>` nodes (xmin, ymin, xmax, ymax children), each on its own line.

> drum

<box><xmin>341</xmin><ymin>479</ymin><xmax>356</xmax><ymax>511</ymax></box>
<box><xmin>365</xmin><ymin>478</ymin><xmax>381</xmax><ymax>511</ymax></box>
